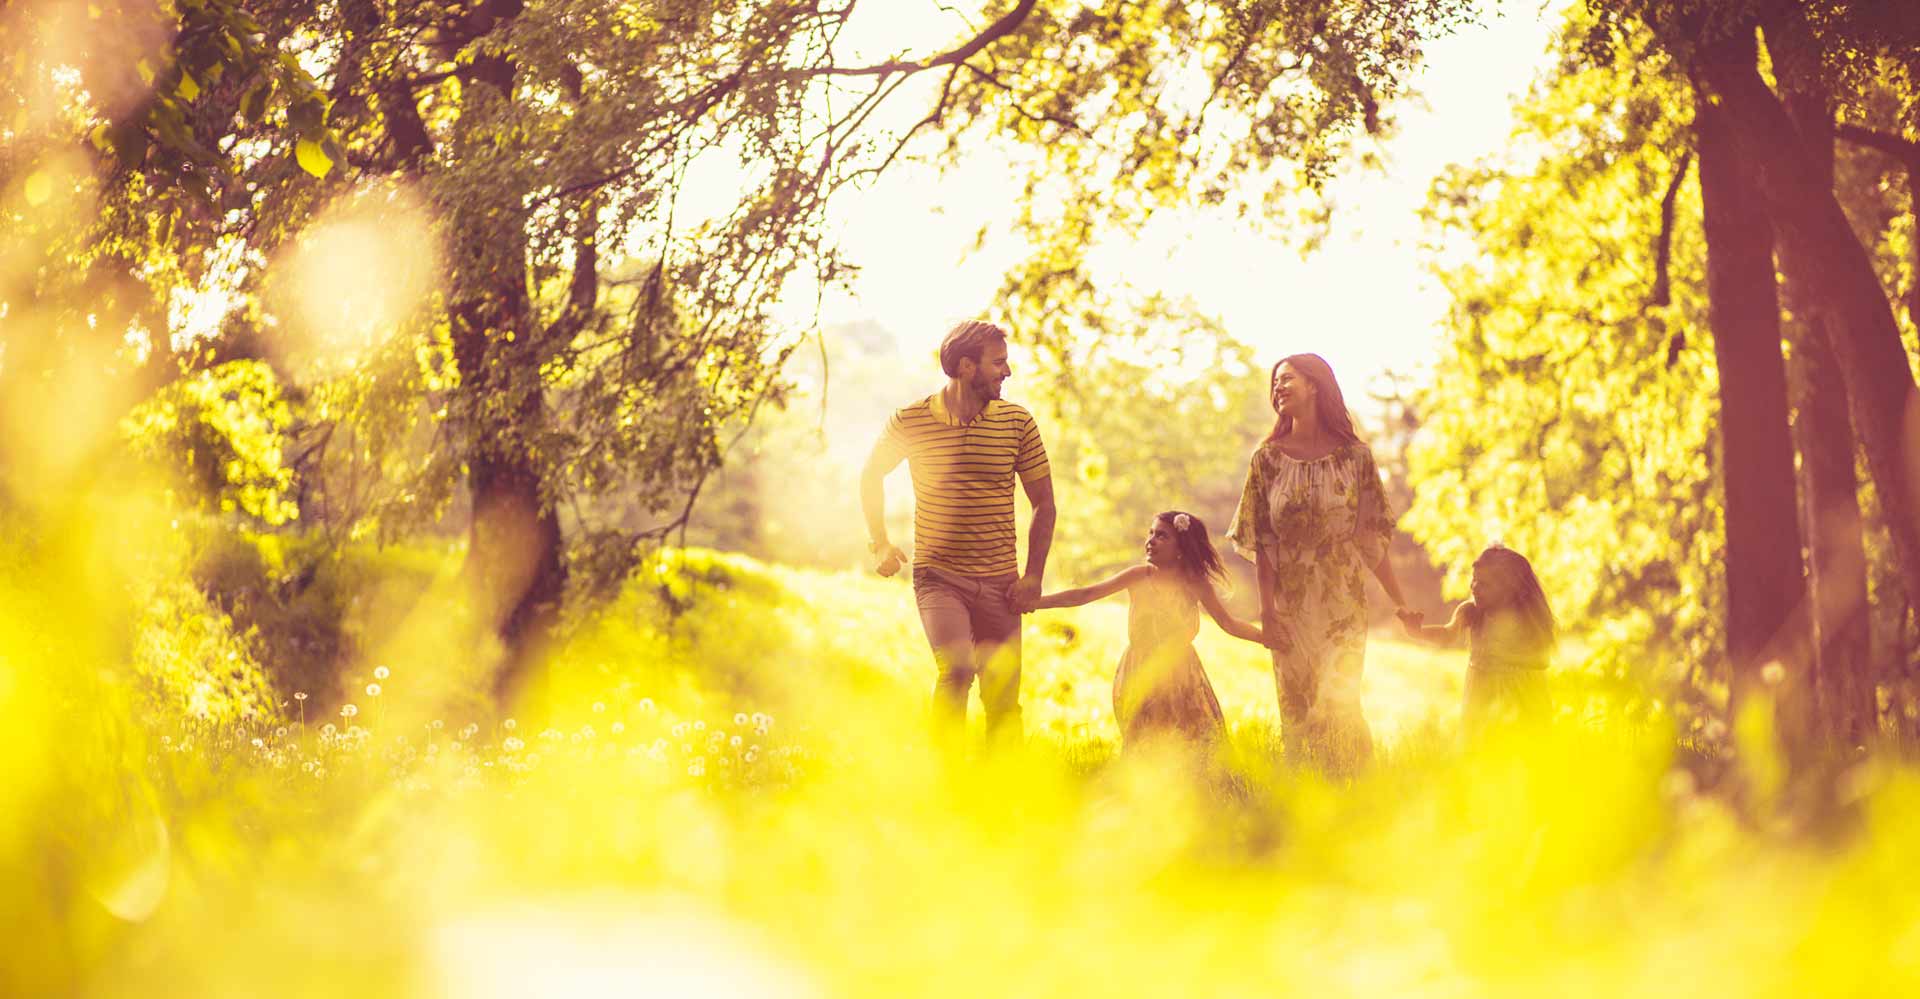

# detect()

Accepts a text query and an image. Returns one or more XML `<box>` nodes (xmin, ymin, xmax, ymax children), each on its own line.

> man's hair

<box><xmin>938</xmin><ymin>320</ymin><xmax>1008</xmax><ymax>377</ymax></box>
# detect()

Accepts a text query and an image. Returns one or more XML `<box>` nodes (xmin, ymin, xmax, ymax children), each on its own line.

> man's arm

<box><xmin>1008</xmin><ymin>473</ymin><xmax>1055</xmax><ymax>610</ymax></box>
<box><xmin>861</xmin><ymin>435</ymin><xmax>907</xmax><ymax>576</ymax></box>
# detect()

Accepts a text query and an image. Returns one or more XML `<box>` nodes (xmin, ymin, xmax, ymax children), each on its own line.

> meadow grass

<box><xmin>6</xmin><ymin>541</ymin><xmax>1920</xmax><ymax>997</ymax></box>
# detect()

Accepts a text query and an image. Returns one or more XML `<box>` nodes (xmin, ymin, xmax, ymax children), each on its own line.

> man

<box><xmin>861</xmin><ymin>319</ymin><xmax>1055</xmax><ymax>742</ymax></box>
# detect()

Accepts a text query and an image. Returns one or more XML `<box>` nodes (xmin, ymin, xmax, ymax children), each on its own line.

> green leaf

<box><xmin>295</xmin><ymin>138</ymin><xmax>333</xmax><ymax>178</ymax></box>
<box><xmin>110</xmin><ymin>123</ymin><xmax>150</xmax><ymax>168</ymax></box>
<box><xmin>176</xmin><ymin>70</ymin><xmax>201</xmax><ymax>101</ymax></box>
<box><xmin>23</xmin><ymin>168</ymin><xmax>53</xmax><ymax>206</ymax></box>
<box><xmin>180</xmin><ymin>170</ymin><xmax>213</xmax><ymax>207</ymax></box>
<box><xmin>289</xmin><ymin>99</ymin><xmax>324</xmax><ymax>136</ymax></box>
<box><xmin>240</xmin><ymin>79</ymin><xmax>273</xmax><ymax>123</ymax></box>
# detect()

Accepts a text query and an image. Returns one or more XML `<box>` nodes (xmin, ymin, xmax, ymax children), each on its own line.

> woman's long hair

<box><xmin>1264</xmin><ymin>353</ymin><xmax>1361</xmax><ymax>447</ymax></box>
<box><xmin>1159</xmin><ymin>511</ymin><xmax>1227</xmax><ymax>590</ymax></box>
<box><xmin>1475</xmin><ymin>545</ymin><xmax>1557</xmax><ymax>652</ymax></box>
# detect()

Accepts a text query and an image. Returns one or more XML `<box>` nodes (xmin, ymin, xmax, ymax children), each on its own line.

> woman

<box><xmin>1227</xmin><ymin>353</ymin><xmax>1411</xmax><ymax>775</ymax></box>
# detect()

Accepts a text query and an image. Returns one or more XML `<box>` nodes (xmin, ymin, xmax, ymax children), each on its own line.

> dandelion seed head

<box><xmin>503</xmin><ymin>718</ymin><xmax>518</xmax><ymax>731</ymax></box>
<box><xmin>734</xmin><ymin>712</ymin><xmax>748</xmax><ymax>726</ymax></box>
<box><xmin>373</xmin><ymin>665</ymin><xmax>390</xmax><ymax>680</ymax></box>
<box><xmin>341</xmin><ymin>704</ymin><xmax>359</xmax><ymax>718</ymax></box>
<box><xmin>294</xmin><ymin>692</ymin><xmax>308</xmax><ymax>701</ymax></box>
<box><xmin>366</xmin><ymin>683</ymin><xmax>382</xmax><ymax>697</ymax></box>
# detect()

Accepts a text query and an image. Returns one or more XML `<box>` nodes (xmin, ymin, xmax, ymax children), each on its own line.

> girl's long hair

<box><xmin>1159</xmin><ymin>511</ymin><xmax>1227</xmax><ymax>590</ymax></box>
<box><xmin>1264</xmin><ymin>353</ymin><xmax>1362</xmax><ymax>447</ymax></box>
<box><xmin>1476</xmin><ymin>545</ymin><xmax>1557</xmax><ymax>652</ymax></box>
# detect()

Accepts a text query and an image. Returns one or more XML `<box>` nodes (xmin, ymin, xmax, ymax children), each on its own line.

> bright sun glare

<box><xmin>809</xmin><ymin>6</ymin><xmax>1555</xmax><ymax>408</ymax></box>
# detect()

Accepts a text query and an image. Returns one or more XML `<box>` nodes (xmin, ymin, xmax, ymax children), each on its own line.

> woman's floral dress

<box><xmin>1227</xmin><ymin>441</ymin><xmax>1394</xmax><ymax>774</ymax></box>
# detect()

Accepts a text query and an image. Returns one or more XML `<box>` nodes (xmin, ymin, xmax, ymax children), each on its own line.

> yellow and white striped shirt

<box><xmin>877</xmin><ymin>393</ymin><xmax>1050</xmax><ymax>577</ymax></box>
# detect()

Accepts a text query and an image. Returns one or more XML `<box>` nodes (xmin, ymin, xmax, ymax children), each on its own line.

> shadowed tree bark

<box><xmin>1764</xmin><ymin>7</ymin><xmax>1876</xmax><ymax>752</ymax></box>
<box><xmin>1693</xmin><ymin>40</ymin><xmax>1811</xmax><ymax>718</ymax></box>
<box><xmin>1695</xmin><ymin>23</ymin><xmax>1920</xmax><ymax>656</ymax></box>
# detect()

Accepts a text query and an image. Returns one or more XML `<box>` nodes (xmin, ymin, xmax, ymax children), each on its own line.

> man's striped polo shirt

<box><xmin>877</xmin><ymin>391</ymin><xmax>1051</xmax><ymax>577</ymax></box>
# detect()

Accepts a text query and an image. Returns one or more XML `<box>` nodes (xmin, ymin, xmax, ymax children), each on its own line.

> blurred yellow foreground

<box><xmin>4</xmin><ymin>508</ymin><xmax>1918</xmax><ymax>999</ymax></box>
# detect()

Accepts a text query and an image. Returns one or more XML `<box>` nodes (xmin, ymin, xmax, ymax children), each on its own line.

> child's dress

<box><xmin>1114</xmin><ymin>572</ymin><xmax>1228</xmax><ymax>748</ymax></box>
<box><xmin>1463</xmin><ymin>607</ymin><xmax>1552</xmax><ymax>727</ymax></box>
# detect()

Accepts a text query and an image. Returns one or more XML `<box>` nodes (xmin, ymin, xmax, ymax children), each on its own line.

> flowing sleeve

<box><xmin>1352</xmin><ymin>444</ymin><xmax>1395</xmax><ymax>568</ymax></box>
<box><xmin>1226</xmin><ymin>446</ymin><xmax>1273</xmax><ymax>563</ymax></box>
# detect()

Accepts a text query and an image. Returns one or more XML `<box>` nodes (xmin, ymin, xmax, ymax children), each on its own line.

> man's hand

<box><xmin>1007</xmin><ymin>573</ymin><xmax>1043</xmax><ymax>613</ymax></box>
<box><xmin>871</xmin><ymin>542</ymin><xmax>907</xmax><ymax>577</ymax></box>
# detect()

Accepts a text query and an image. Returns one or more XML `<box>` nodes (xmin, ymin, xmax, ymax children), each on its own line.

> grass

<box><xmin>7</xmin><ymin>540</ymin><xmax>1920</xmax><ymax>997</ymax></box>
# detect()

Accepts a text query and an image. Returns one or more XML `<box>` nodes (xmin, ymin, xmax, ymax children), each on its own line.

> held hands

<box><xmin>1260</xmin><ymin>605</ymin><xmax>1284</xmax><ymax>650</ymax></box>
<box><xmin>1395</xmin><ymin>606</ymin><xmax>1424</xmax><ymax>638</ymax></box>
<box><xmin>1007</xmin><ymin>574</ymin><xmax>1043</xmax><ymax>613</ymax></box>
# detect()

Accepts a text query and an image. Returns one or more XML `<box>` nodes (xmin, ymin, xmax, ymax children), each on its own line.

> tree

<box><xmin>8</xmin><ymin>0</ymin><xmax>1481</xmax><ymax>701</ymax></box>
<box><xmin>1409</xmin><ymin>17</ymin><xmax>1726</xmax><ymax>707</ymax></box>
<box><xmin>1692</xmin><ymin>36</ymin><xmax>1809</xmax><ymax>727</ymax></box>
<box><xmin>1601</xmin><ymin>0</ymin><xmax>1920</xmax><ymax>672</ymax></box>
<box><xmin>1766</xmin><ymin>7</ymin><xmax>1875</xmax><ymax>749</ymax></box>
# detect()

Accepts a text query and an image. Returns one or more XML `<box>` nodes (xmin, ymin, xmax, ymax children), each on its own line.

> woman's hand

<box><xmin>1395</xmin><ymin>607</ymin><xmax>1424</xmax><ymax>639</ymax></box>
<box><xmin>1260</xmin><ymin>605</ymin><xmax>1284</xmax><ymax>650</ymax></box>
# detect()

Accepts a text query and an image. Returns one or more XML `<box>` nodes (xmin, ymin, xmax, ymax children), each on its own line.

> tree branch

<box><xmin>1836</xmin><ymin>123</ymin><xmax>1920</xmax><ymax>163</ymax></box>
<box><xmin>789</xmin><ymin>0</ymin><xmax>1038</xmax><ymax>78</ymax></box>
<box><xmin>1651</xmin><ymin>149</ymin><xmax>1693</xmax><ymax>310</ymax></box>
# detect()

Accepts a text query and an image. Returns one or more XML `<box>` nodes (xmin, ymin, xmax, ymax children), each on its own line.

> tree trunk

<box><xmin>1766</xmin><ymin>12</ymin><xmax>1877</xmax><ymax>751</ymax></box>
<box><xmin>438</xmin><ymin>31</ymin><xmax>563</xmax><ymax>708</ymax></box>
<box><xmin>451</xmin><ymin>293</ymin><xmax>566</xmax><ymax>708</ymax></box>
<box><xmin>1696</xmin><ymin>30</ymin><xmax>1920</xmax><ymax>642</ymax></box>
<box><xmin>1695</xmin><ymin>79</ymin><xmax>1812</xmax><ymax>716</ymax></box>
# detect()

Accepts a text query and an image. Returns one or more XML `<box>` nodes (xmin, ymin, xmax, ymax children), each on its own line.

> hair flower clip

<box><xmin>1172</xmin><ymin>512</ymin><xmax>1192</xmax><ymax>533</ymax></box>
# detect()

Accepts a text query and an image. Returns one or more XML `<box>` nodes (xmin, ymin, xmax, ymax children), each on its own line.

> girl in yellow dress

<box><xmin>1034</xmin><ymin>512</ymin><xmax>1265</xmax><ymax>750</ymax></box>
<box><xmin>1399</xmin><ymin>544</ymin><xmax>1557</xmax><ymax>730</ymax></box>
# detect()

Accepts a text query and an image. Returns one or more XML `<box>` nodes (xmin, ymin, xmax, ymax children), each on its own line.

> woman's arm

<box><xmin>1194</xmin><ymin>580</ymin><xmax>1265</xmax><ymax>645</ymax></box>
<box><xmin>1370</xmin><ymin>552</ymin><xmax>1410</xmax><ymax>614</ymax></box>
<box><xmin>1256</xmin><ymin>545</ymin><xmax>1281</xmax><ymax>648</ymax></box>
<box><xmin>1033</xmin><ymin>565</ymin><xmax>1151</xmax><ymax>610</ymax></box>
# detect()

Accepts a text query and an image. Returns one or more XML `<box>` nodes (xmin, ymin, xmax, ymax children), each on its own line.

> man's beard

<box><xmin>972</xmin><ymin>372</ymin><xmax>1002</xmax><ymax>399</ymax></box>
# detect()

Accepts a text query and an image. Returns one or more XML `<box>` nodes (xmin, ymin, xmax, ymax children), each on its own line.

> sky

<box><xmin>805</xmin><ymin>3</ymin><xmax>1560</xmax><ymax>412</ymax></box>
